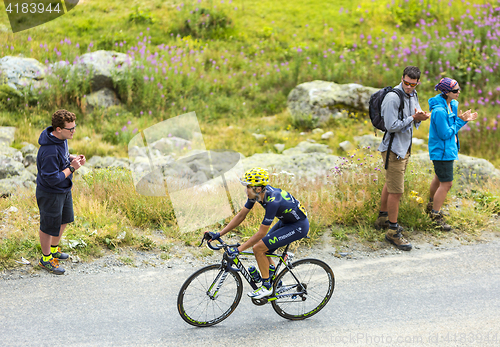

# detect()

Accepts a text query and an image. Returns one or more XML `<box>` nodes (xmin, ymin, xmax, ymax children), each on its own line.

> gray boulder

<box><xmin>0</xmin><ymin>155</ymin><xmax>35</xmax><ymax>197</ymax></box>
<box><xmin>339</xmin><ymin>141</ymin><xmax>354</xmax><ymax>152</ymax></box>
<box><xmin>412</xmin><ymin>153</ymin><xmax>500</xmax><ymax>184</ymax></box>
<box><xmin>76</xmin><ymin>50</ymin><xmax>133</xmax><ymax>91</ymax></box>
<box><xmin>354</xmin><ymin>134</ymin><xmax>382</xmax><ymax>149</ymax></box>
<box><xmin>282</xmin><ymin>141</ymin><xmax>332</xmax><ymax>155</ymax></box>
<box><xmin>83</xmin><ymin>88</ymin><xmax>121</xmax><ymax>113</ymax></box>
<box><xmin>0</xmin><ymin>178</ymin><xmax>35</xmax><ymax>197</ymax></box>
<box><xmin>274</xmin><ymin>144</ymin><xmax>285</xmax><ymax>153</ymax></box>
<box><xmin>0</xmin><ymin>56</ymin><xmax>45</xmax><ymax>90</ymax></box>
<box><xmin>23</xmin><ymin>153</ymin><xmax>37</xmax><ymax>167</ymax></box>
<box><xmin>21</xmin><ymin>143</ymin><xmax>37</xmax><ymax>155</ymax></box>
<box><xmin>0</xmin><ymin>156</ymin><xmax>26</xmax><ymax>179</ymax></box>
<box><xmin>149</xmin><ymin>137</ymin><xmax>192</xmax><ymax>155</ymax></box>
<box><xmin>0</xmin><ymin>145</ymin><xmax>22</xmax><ymax>162</ymax></box>
<box><xmin>241</xmin><ymin>140</ymin><xmax>342</xmax><ymax>181</ymax></box>
<box><xmin>0</xmin><ymin>127</ymin><xmax>16</xmax><ymax>146</ymax></box>
<box><xmin>321</xmin><ymin>131</ymin><xmax>334</xmax><ymax>140</ymax></box>
<box><xmin>287</xmin><ymin>80</ymin><xmax>378</xmax><ymax>125</ymax></box>
<box><xmin>21</xmin><ymin>143</ymin><xmax>37</xmax><ymax>167</ymax></box>
<box><xmin>86</xmin><ymin>155</ymin><xmax>130</xmax><ymax>169</ymax></box>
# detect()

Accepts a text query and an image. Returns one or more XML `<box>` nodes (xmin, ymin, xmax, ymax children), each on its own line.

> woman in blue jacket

<box><xmin>427</xmin><ymin>77</ymin><xmax>477</xmax><ymax>230</ymax></box>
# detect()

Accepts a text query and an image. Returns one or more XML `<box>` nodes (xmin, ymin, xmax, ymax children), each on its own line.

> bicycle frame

<box><xmin>208</xmin><ymin>242</ymin><xmax>306</xmax><ymax>301</ymax></box>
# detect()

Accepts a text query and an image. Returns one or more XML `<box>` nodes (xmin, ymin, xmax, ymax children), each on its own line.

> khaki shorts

<box><xmin>381</xmin><ymin>151</ymin><xmax>410</xmax><ymax>194</ymax></box>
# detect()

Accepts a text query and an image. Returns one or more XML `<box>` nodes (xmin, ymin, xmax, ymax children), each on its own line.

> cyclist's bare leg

<box><xmin>253</xmin><ymin>240</ymin><xmax>270</xmax><ymax>279</ymax></box>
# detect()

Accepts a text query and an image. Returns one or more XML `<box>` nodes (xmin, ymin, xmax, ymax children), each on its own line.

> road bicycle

<box><xmin>177</xmin><ymin>234</ymin><xmax>335</xmax><ymax>327</ymax></box>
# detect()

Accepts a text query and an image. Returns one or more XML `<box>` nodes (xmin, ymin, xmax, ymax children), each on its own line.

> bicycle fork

<box><xmin>207</xmin><ymin>269</ymin><xmax>229</xmax><ymax>300</ymax></box>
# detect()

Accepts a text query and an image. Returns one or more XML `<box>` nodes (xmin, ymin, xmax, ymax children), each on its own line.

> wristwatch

<box><xmin>69</xmin><ymin>166</ymin><xmax>76</xmax><ymax>173</ymax></box>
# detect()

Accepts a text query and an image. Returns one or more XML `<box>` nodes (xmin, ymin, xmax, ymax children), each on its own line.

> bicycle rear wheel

<box><xmin>177</xmin><ymin>264</ymin><xmax>243</xmax><ymax>327</ymax></box>
<box><xmin>271</xmin><ymin>258</ymin><xmax>334</xmax><ymax>320</ymax></box>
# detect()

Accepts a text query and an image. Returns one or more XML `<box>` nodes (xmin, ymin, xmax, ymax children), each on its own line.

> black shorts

<box><xmin>433</xmin><ymin>160</ymin><xmax>454</xmax><ymax>182</ymax></box>
<box><xmin>36</xmin><ymin>188</ymin><xmax>74</xmax><ymax>236</ymax></box>
<box><xmin>262</xmin><ymin>219</ymin><xmax>309</xmax><ymax>252</ymax></box>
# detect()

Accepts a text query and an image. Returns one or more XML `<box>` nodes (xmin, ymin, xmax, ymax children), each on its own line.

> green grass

<box><xmin>1</xmin><ymin>0</ymin><xmax>500</xmax><ymax>267</ymax></box>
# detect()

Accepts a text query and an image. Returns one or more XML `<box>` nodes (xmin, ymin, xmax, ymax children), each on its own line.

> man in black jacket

<box><xmin>36</xmin><ymin>109</ymin><xmax>86</xmax><ymax>274</ymax></box>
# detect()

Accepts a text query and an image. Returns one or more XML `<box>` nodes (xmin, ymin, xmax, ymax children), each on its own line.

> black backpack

<box><xmin>368</xmin><ymin>87</ymin><xmax>405</xmax><ymax>169</ymax></box>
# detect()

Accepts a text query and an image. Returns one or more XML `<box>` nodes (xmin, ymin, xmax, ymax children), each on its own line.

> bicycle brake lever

<box><xmin>225</xmin><ymin>262</ymin><xmax>241</xmax><ymax>273</ymax></box>
<box><xmin>224</xmin><ymin>254</ymin><xmax>241</xmax><ymax>272</ymax></box>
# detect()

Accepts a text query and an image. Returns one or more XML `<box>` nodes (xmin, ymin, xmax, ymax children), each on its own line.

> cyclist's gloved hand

<box><xmin>205</xmin><ymin>231</ymin><xmax>220</xmax><ymax>241</ymax></box>
<box><xmin>227</xmin><ymin>246</ymin><xmax>239</xmax><ymax>258</ymax></box>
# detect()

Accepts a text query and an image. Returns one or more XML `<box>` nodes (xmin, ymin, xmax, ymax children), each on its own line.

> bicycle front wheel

<box><xmin>271</xmin><ymin>258</ymin><xmax>334</xmax><ymax>320</ymax></box>
<box><xmin>177</xmin><ymin>264</ymin><xmax>243</xmax><ymax>327</ymax></box>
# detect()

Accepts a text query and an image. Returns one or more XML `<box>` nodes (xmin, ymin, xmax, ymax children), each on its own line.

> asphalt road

<box><xmin>1</xmin><ymin>239</ymin><xmax>500</xmax><ymax>347</ymax></box>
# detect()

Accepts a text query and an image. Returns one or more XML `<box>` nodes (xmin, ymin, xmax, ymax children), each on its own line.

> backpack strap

<box><xmin>384</xmin><ymin>88</ymin><xmax>405</xmax><ymax>170</ymax></box>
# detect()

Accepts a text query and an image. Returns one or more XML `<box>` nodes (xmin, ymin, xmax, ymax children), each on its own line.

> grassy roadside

<box><xmin>1</xmin><ymin>153</ymin><xmax>500</xmax><ymax>269</ymax></box>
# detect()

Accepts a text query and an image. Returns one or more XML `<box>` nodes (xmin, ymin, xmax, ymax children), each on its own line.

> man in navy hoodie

<box><xmin>36</xmin><ymin>109</ymin><xmax>86</xmax><ymax>274</ymax></box>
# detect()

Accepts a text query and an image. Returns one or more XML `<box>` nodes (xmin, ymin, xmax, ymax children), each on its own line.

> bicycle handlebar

<box><xmin>207</xmin><ymin>240</ymin><xmax>224</xmax><ymax>251</ymax></box>
<box><xmin>199</xmin><ymin>233</ymin><xmax>226</xmax><ymax>251</ymax></box>
<box><xmin>199</xmin><ymin>233</ymin><xmax>240</xmax><ymax>252</ymax></box>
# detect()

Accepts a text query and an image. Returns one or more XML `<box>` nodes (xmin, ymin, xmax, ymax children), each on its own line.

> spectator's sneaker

<box><xmin>247</xmin><ymin>285</ymin><xmax>273</xmax><ymax>299</ymax></box>
<box><xmin>51</xmin><ymin>247</ymin><xmax>69</xmax><ymax>260</ymax></box>
<box><xmin>431</xmin><ymin>211</ymin><xmax>452</xmax><ymax>231</ymax></box>
<box><xmin>374</xmin><ymin>215</ymin><xmax>389</xmax><ymax>230</ymax></box>
<box><xmin>38</xmin><ymin>257</ymin><xmax>65</xmax><ymax>275</ymax></box>
<box><xmin>385</xmin><ymin>226</ymin><xmax>412</xmax><ymax>251</ymax></box>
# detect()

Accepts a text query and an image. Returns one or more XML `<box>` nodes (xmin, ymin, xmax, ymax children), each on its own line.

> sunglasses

<box><xmin>450</xmin><ymin>89</ymin><xmax>460</xmax><ymax>93</ymax></box>
<box><xmin>402</xmin><ymin>79</ymin><xmax>419</xmax><ymax>87</ymax></box>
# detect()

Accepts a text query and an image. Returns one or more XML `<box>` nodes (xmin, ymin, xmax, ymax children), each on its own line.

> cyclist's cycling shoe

<box><xmin>247</xmin><ymin>285</ymin><xmax>272</xmax><ymax>299</ymax></box>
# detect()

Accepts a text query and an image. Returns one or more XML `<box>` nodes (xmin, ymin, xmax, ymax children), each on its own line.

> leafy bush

<box><xmin>171</xmin><ymin>8</ymin><xmax>233</xmax><ymax>39</ymax></box>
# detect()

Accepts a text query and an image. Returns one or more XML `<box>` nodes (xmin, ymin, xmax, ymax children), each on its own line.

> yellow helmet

<box><xmin>240</xmin><ymin>167</ymin><xmax>269</xmax><ymax>187</ymax></box>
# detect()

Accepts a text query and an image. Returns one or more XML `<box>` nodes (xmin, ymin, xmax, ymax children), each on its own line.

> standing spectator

<box><xmin>426</xmin><ymin>78</ymin><xmax>477</xmax><ymax>230</ymax></box>
<box><xmin>374</xmin><ymin>66</ymin><xmax>430</xmax><ymax>251</ymax></box>
<box><xmin>36</xmin><ymin>109</ymin><xmax>86</xmax><ymax>274</ymax></box>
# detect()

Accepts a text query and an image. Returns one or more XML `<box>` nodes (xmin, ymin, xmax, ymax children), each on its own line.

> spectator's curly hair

<box><xmin>52</xmin><ymin>109</ymin><xmax>76</xmax><ymax>130</ymax></box>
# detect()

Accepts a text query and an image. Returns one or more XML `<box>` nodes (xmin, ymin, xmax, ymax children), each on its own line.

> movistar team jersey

<box><xmin>244</xmin><ymin>185</ymin><xmax>308</xmax><ymax>226</ymax></box>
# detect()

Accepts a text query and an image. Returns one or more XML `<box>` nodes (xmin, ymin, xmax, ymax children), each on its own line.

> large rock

<box><xmin>287</xmin><ymin>80</ymin><xmax>378</xmax><ymax>125</ymax></box>
<box><xmin>86</xmin><ymin>155</ymin><xmax>130</xmax><ymax>169</ymax></box>
<box><xmin>0</xmin><ymin>127</ymin><xmax>16</xmax><ymax>146</ymax></box>
<box><xmin>282</xmin><ymin>140</ymin><xmax>332</xmax><ymax>155</ymax></box>
<box><xmin>412</xmin><ymin>153</ymin><xmax>500</xmax><ymax>184</ymax></box>
<box><xmin>76</xmin><ymin>50</ymin><xmax>133</xmax><ymax>91</ymax></box>
<box><xmin>241</xmin><ymin>141</ymin><xmax>342</xmax><ymax>182</ymax></box>
<box><xmin>149</xmin><ymin>137</ymin><xmax>192</xmax><ymax>155</ymax></box>
<box><xmin>0</xmin><ymin>155</ymin><xmax>26</xmax><ymax>178</ymax></box>
<box><xmin>0</xmin><ymin>146</ymin><xmax>22</xmax><ymax>162</ymax></box>
<box><xmin>0</xmin><ymin>56</ymin><xmax>46</xmax><ymax>90</ymax></box>
<box><xmin>83</xmin><ymin>88</ymin><xmax>121</xmax><ymax>113</ymax></box>
<box><xmin>0</xmin><ymin>155</ymin><xmax>35</xmax><ymax>197</ymax></box>
<box><xmin>354</xmin><ymin>134</ymin><xmax>383</xmax><ymax>149</ymax></box>
<box><xmin>0</xmin><ymin>178</ymin><xmax>35</xmax><ymax>197</ymax></box>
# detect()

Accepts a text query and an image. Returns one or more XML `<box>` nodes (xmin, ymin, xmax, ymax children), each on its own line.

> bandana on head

<box><xmin>434</xmin><ymin>77</ymin><xmax>458</xmax><ymax>94</ymax></box>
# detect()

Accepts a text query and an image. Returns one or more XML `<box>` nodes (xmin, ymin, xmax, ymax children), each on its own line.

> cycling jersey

<box><xmin>244</xmin><ymin>185</ymin><xmax>308</xmax><ymax>226</ymax></box>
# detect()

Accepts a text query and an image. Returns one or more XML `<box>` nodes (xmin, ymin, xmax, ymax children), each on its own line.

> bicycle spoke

<box><xmin>271</xmin><ymin>259</ymin><xmax>334</xmax><ymax>320</ymax></box>
<box><xmin>178</xmin><ymin>264</ymin><xmax>243</xmax><ymax>327</ymax></box>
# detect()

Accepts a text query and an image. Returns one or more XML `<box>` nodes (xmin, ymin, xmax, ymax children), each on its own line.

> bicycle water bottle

<box><xmin>248</xmin><ymin>265</ymin><xmax>262</xmax><ymax>283</ymax></box>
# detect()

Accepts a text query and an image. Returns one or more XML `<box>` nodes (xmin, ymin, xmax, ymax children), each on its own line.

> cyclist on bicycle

<box><xmin>205</xmin><ymin>167</ymin><xmax>309</xmax><ymax>299</ymax></box>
